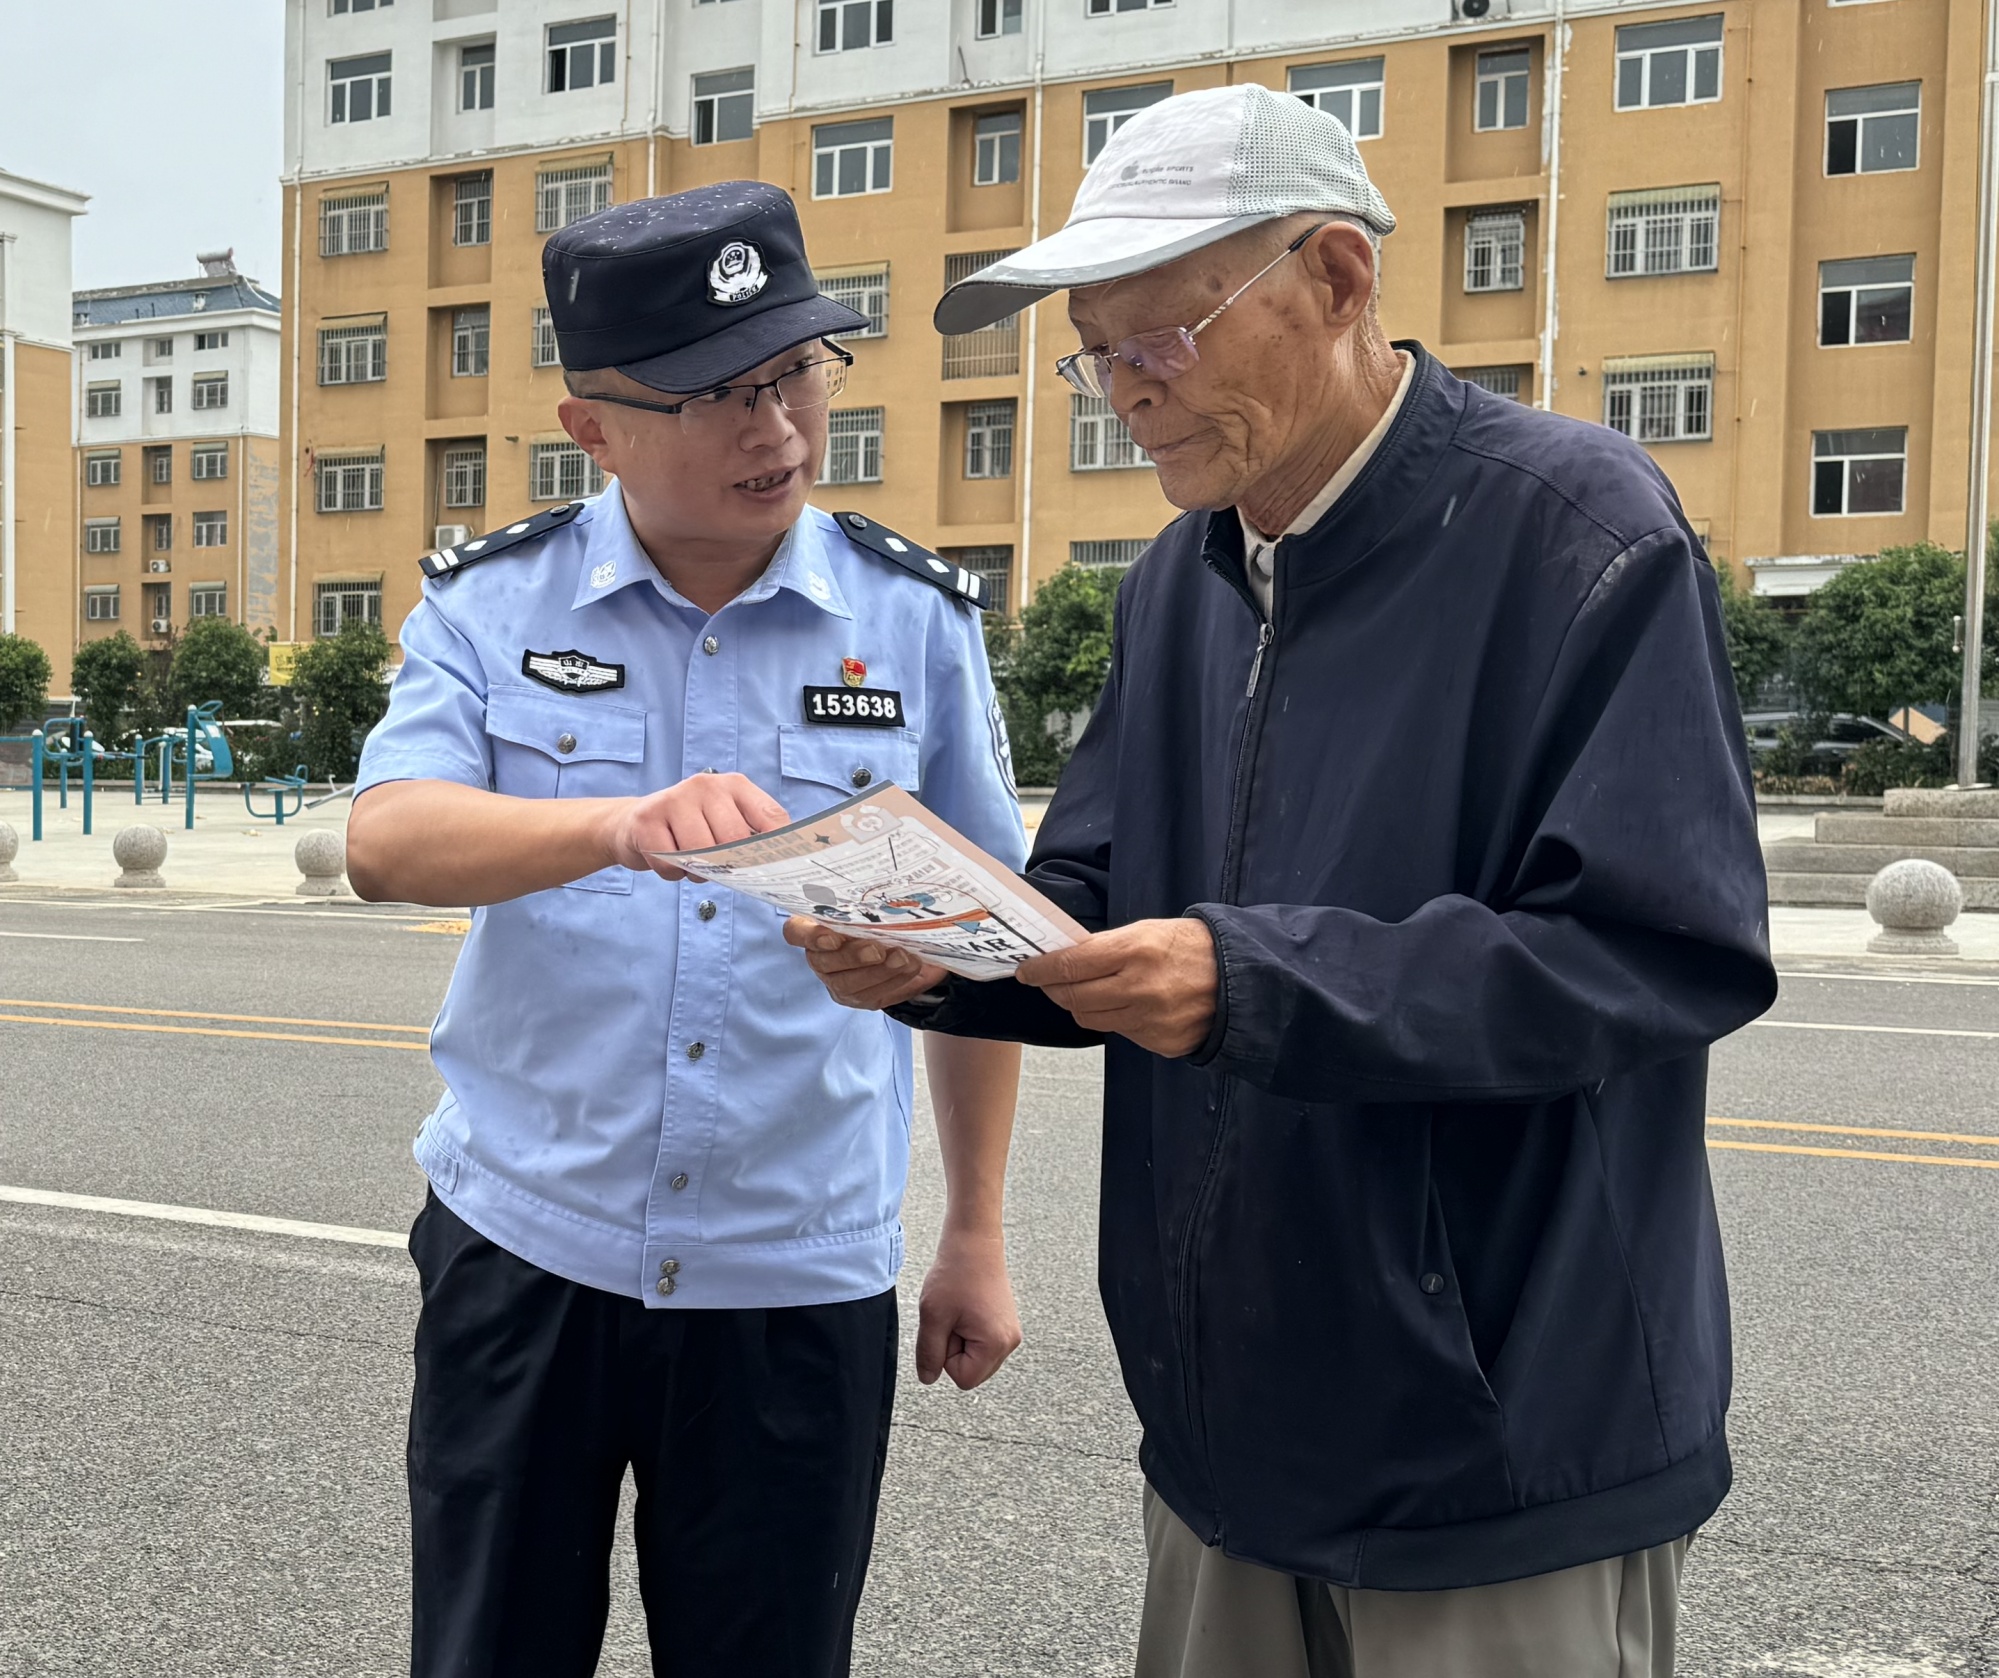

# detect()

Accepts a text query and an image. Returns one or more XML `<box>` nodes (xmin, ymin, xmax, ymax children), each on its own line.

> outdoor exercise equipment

<box><xmin>141</xmin><ymin>704</ymin><xmax>235</xmax><ymax>830</ymax></box>
<box><xmin>243</xmin><ymin>764</ymin><xmax>310</xmax><ymax>825</ymax></box>
<box><xmin>0</xmin><ymin>728</ymin><xmax>95</xmax><ymax>840</ymax></box>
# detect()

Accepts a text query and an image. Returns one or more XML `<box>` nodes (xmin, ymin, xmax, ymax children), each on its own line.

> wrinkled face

<box><xmin>1065</xmin><ymin>221</ymin><xmax>1378</xmax><ymax>512</ymax></box>
<box><xmin>557</xmin><ymin>340</ymin><xmax>833</xmax><ymax>546</ymax></box>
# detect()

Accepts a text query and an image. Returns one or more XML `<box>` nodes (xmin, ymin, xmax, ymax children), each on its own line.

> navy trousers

<box><xmin>407</xmin><ymin>1193</ymin><xmax>897</xmax><ymax>1678</ymax></box>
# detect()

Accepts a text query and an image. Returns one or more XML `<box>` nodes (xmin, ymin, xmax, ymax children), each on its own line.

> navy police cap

<box><xmin>542</xmin><ymin>180</ymin><xmax>869</xmax><ymax>392</ymax></box>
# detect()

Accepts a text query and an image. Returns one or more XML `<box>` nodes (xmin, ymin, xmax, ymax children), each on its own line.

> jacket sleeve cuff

<box><xmin>1183</xmin><ymin>905</ymin><xmax>1234</xmax><ymax>1068</ymax></box>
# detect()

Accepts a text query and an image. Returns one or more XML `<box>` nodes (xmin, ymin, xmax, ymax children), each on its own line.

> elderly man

<box><xmin>790</xmin><ymin>85</ymin><xmax>1775</xmax><ymax>1676</ymax></box>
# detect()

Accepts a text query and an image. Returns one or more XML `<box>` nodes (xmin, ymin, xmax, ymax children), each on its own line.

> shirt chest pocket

<box><xmin>777</xmin><ymin>723</ymin><xmax>920</xmax><ymax>818</ymax></box>
<box><xmin>486</xmin><ymin>685</ymin><xmax>648</xmax><ymax>894</ymax></box>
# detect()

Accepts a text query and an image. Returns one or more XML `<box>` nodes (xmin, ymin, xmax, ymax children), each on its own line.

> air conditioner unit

<box><xmin>147</xmin><ymin>558</ymin><xmax>171</xmax><ymax>574</ymax></box>
<box><xmin>435</xmin><ymin>523</ymin><xmax>473</xmax><ymax>548</ymax></box>
<box><xmin>150</xmin><ymin>618</ymin><xmax>172</xmax><ymax>635</ymax></box>
<box><xmin>1452</xmin><ymin>0</ymin><xmax>1506</xmax><ymax>18</ymax></box>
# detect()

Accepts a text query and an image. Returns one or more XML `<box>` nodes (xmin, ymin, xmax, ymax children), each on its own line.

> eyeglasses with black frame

<box><xmin>1054</xmin><ymin>223</ymin><xmax>1331</xmax><ymax>402</ymax></box>
<box><xmin>576</xmin><ymin>341</ymin><xmax>854</xmax><ymax>425</ymax></box>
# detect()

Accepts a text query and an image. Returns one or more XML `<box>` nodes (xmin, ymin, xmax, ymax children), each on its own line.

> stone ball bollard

<box><xmin>1865</xmin><ymin>858</ymin><xmax>1962</xmax><ymax>956</ymax></box>
<box><xmin>112</xmin><ymin>824</ymin><xmax>168</xmax><ymax>890</ymax></box>
<box><xmin>0</xmin><ymin>821</ymin><xmax>17</xmax><ymax>883</ymax></box>
<box><xmin>295</xmin><ymin>829</ymin><xmax>348</xmax><ymax>898</ymax></box>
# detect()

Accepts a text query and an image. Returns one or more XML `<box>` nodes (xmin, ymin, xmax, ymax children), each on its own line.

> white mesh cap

<box><xmin>934</xmin><ymin>83</ymin><xmax>1396</xmax><ymax>335</ymax></box>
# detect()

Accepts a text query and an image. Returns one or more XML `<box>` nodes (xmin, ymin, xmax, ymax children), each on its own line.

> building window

<box><xmin>813</xmin><ymin>118</ymin><xmax>893</xmax><ymax>198</ymax></box>
<box><xmin>1615</xmin><ymin>16</ymin><xmax>1722</xmax><ymax>110</ymax></box>
<box><xmin>144</xmin><ymin>584</ymin><xmax>173</xmax><ymax>635</ymax></box>
<box><xmin>964</xmin><ymin>401</ymin><xmax>1016</xmax><ymax>478</ymax></box>
<box><xmin>1826</xmin><ymin>83</ymin><xmax>1921</xmax><ymax>175</ymax></box>
<box><xmin>1085</xmin><ymin>0</ymin><xmax>1172</xmax><ymax>12</ymax></box>
<box><xmin>147</xmin><ymin>446</ymin><xmax>172</xmax><ymax>485</ymax></box>
<box><xmin>192</xmin><ymin>444</ymin><xmax>229</xmax><ymax>480</ymax></box>
<box><xmin>532</xmin><ymin>307</ymin><xmax>561</xmax><ymax>366</ymax></box>
<box><xmin>529</xmin><ymin>441</ymin><xmax>605</xmax><ymax>500</ymax></box>
<box><xmin>454</xmin><ymin>172</ymin><xmax>492</xmax><ymax>246</ymax></box>
<box><xmin>693</xmin><ymin>68</ymin><xmax>754</xmax><ymax>144</ymax></box>
<box><xmin>193</xmin><ymin>511</ymin><xmax>227</xmax><ymax>548</ymax></box>
<box><xmin>535</xmin><ymin>162</ymin><xmax>613</xmax><ymax>232</ymax></box>
<box><xmin>84</xmin><ymin>519</ymin><xmax>122</xmax><ymax>555</ymax></box>
<box><xmin>1288</xmin><ymin>59</ymin><xmax>1385</xmax><ymax>141</ymax></box>
<box><xmin>816</xmin><ymin>0</ymin><xmax>892</xmax><ymax>52</ymax></box>
<box><xmin>196</xmin><ymin>330</ymin><xmax>229</xmax><ymax>351</ymax></box>
<box><xmin>152</xmin><ymin>378</ymin><xmax>174</xmax><ymax>415</ymax></box>
<box><xmin>820</xmin><ymin>408</ymin><xmax>886</xmax><ymax>485</ymax></box>
<box><xmin>191</xmin><ymin>373</ymin><xmax>229</xmax><ymax>411</ymax></box>
<box><xmin>85</xmin><ymin>587</ymin><xmax>121</xmax><ymax>622</ymax></box>
<box><xmin>86</xmin><ymin>382</ymin><xmax>121</xmax><ymax>419</ymax></box>
<box><xmin>329</xmin><ymin>51</ymin><xmax>392</xmax><ymax>123</ymax></box>
<box><xmin>1602</xmin><ymin>355</ymin><xmax>1714</xmax><ymax>443</ymax></box>
<box><xmin>316</xmin><ymin>451</ymin><xmax>386</xmax><ymax>513</ymax></box>
<box><xmin>443</xmin><ymin>445</ymin><xmax>487</xmax><ymax>509</ymax></box>
<box><xmin>85</xmin><ymin>451</ymin><xmax>121</xmax><ymax>487</ymax></box>
<box><xmin>1605</xmin><ymin>186</ymin><xmax>1720</xmax><ymax>278</ymax></box>
<box><xmin>818</xmin><ymin>268</ymin><xmax>889</xmax><ymax>338</ymax></box>
<box><xmin>1070</xmin><ymin>395</ymin><xmax>1150</xmax><ymax>470</ymax></box>
<box><xmin>942</xmin><ymin>250</ymin><xmax>1020</xmax><ymax>377</ymax></box>
<box><xmin>460</xmin><ymin>42</ymin><xmax>495</xmax><ymax>111</ymax></box>
<box><xmin>945</xmin><ymin>545</ymin><xmax>1013</xmax><ymax>610</ymax></box>
<box><xmin>320</xmin><ymin>190</ymin><xmax>388</xmax><ymax>256</ymax></box>
<box><xmin>1084</xmin><ymin>83</ymin><xmax>1170</xmax><ymax>164</ymax></box>
<box><xmin>319</xmin><ymin>318</ymin><xmax>388</xmax><ymax>384</ymax></box>
<box><xmin>974</xmin><ymin>110</ymin><xmax>1023</xmax><ymax>186</ymax></box>
<box><xmin>190</xmin><ymin>585</ymin><xmax>228</xmax><ymax>619</ymax></box>
<box><xmin>150</xmin><ymin>338</ymin><xmax>174</xmax><ymax>360</ymax></box>
<box><xmin>1464</xmin><ymin>210</ymin><xmax>1525</xmax><ymax>293</ymax></box>
<box><xmin>1457</xmin><ymin>365</ymin><xmax>1528</xmax><ymax>401</ymax></box>
<box><xmin>1820</xmin><ymin>255</ymin><xmax>1915</xmax><ymax>347</ymax></box>
<box><xmin>330</xmin><ymin>0</ymin><xmax>394</xmax><ymax>11</ymax></box>
<box><xmin>452</xmin><ymin>307</ymin><xmax>490</xmax><ymax>377</ymax></box>
<box><xmin>975</xmin><ymin>0</ymin><xmax>1022</xmax><ymax>37</ymax></box>
<box><xmin>548</xmin><ymin>17</ymin><xmax>616</xmax><ymax>91</ymax></box>
<box><xmin>87</xmin><ymin>341</ymin><xmax>121</xmax><ymax>361</ymax></box>
<box><xmin>1476</xmin><ymin>47</ymin><xmax>1531</xmax><ymax>131</ymax></box>
<box><xmin>1070</xmin><ymin>539</ymin><xmax>1148</xmax><ymax>567</ymax></box>
<box><xmin>1813</xmin><ymin>428</ymin><xmax>1907</xmax><ymax>516</ymax></box>
<box><xmin>315</xmin><ymin>580</ymin><xmax>383</xmax><ymax>637</ymax></box>
<box><xmin>149</xmin><ymin>514</ymin><xmax>174</xmax><ymax>553</ymax></box>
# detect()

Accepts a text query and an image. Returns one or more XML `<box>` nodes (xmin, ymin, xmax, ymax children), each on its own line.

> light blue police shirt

<box><xmin>355</xmin><ymin>486</ymin><xmax>1025</xmax><ymax>1308</ymax></box>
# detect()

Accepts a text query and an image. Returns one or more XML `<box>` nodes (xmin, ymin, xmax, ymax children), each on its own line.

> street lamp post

<box><xmin>1959</xmin><ymin>0</ymin><xmax>1999</xmax><ymax>786</ymax></box>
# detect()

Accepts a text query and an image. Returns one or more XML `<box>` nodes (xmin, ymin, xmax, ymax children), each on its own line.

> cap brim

<box><xmin>615</xmin><ymin>293</ymin><xmax>872</xmax><ymax>392</ymax></box>
<box><xmin>933</xmin><ymin>212</ymin><xmax>1273</xmax><ymax>335</ymax></box>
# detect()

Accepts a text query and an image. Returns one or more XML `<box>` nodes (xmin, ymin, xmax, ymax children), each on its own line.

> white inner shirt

<box><xmin>1238</xmin><ymin>350</ymin><xmax>1415</xmax><ymax>620</ymax></box>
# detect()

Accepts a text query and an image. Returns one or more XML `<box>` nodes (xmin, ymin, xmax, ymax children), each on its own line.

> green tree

<box><xmin>291</xmin><ymin>618</ymin><xmax>392</xmax><ymax>780</ymax></box>
<box><xmin>169</xmin><ymin>616</ymin><xmax>269</xmax><ymax>720</ymax></box>
<box><xmin>69</xmin><ymin>632</ymin><xmax>147</xmax><ymax>746</ymax></box>
<box><xmin>0</xmin><ymin>634</ymin><xmax>53</xmax><ymax>731</ymax></box>
<box><xmin>985</xmin><ymin>564</ymin><xmax>1126</xmax><ymax>787</ymax></box>
<box><xmin>1713</xmin><ymin>561</ymin><xmax>1789</xmax><ymax>711</ymax></box>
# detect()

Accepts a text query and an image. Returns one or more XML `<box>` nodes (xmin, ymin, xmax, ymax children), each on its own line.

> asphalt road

<box><xmin>0</xmin><ymin>896</ymin><xmax>1992</xmax><ymax>1677</ymax></box>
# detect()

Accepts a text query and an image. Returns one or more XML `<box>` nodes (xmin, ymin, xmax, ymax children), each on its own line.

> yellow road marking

<box><xmin>0</xmin><ymin>1013</ymin><xmax>427</xmax><ymax>1052</ymax></box>
<box><xmin>407</xmin><ymin>919</ymin><xmax>471</xmax><ymax>935</ymax></box>
<box><xmin>0</xmin><ymin>997</ymin><xmax>429</xmax><ymax>1033</ymax></box>
<box><xmin>1707</xmin><ymin>1139</ymin><xmax>1999</xmax><ymax>1172</ymax></box>
<box><xmin>1707</xmin><ymin>1116</ymin><xmax>1999</xmax><ymax>1148</ymax></box>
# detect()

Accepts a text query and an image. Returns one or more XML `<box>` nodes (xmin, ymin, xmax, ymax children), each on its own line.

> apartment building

<box><xmin>279</xmin><ymin>0</ymin><xmax>1995</xmax><ymax>651</ymax></box>
<box><xmin>73</xmin><ymin>255</ymin><xmax>284</xmax><ymax>648</ymax></box>
<box><xmin>0</xmin><ymin>169</ymin><xmax>88</xmax><ymax>690</ymax></box>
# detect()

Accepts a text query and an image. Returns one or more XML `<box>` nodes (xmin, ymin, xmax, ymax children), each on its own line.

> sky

<box><xmin>0</xmin><ymin>0</ymin><xmax>286</xmax><ymax>292</ymax></box>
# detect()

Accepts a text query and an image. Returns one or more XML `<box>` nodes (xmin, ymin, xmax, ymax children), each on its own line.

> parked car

<box><xmin>1742</xmin><ymin>710</ymin><xmax>1915</xmax><ymax>777</ymax></box>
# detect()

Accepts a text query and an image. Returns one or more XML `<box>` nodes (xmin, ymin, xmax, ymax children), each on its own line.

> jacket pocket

<box><xmin>484</xmin><ymin>683</ymin><xmax>647</xmax><ymax>894</ymax></box>
<box><xmin>776</xmin><ymin>723</ymin><xmax>920</xmax><ymax>816</ymax></box>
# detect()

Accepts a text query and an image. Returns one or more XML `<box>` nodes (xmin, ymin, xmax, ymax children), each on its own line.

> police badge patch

<box><xmin>522</xmin><ymin>649</ymin><xmax>626</xmax><ymax>693</ymax></box>
<box><xmin>706</xmin><ymin>240</ymin><xmax>769</xmax><ymax>305</ymax></box>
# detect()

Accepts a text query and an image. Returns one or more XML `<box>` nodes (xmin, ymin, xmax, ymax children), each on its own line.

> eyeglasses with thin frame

<box><xmin>576</xmin><ymin>342</ymin><xmax>854</xmax><ymax>426</ymax></box>
<box><xmin>1054</xmin><ymin>223</ymin><xmax>1331</xmax><ymax>402</ymax></box>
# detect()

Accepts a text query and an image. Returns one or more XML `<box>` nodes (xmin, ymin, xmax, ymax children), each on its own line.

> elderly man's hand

<box><xmin>1016</xmin><ymin>918</ymin><xmax>1219</xmax><ymax>1058</ymax></box>
<box><xmin>783</xmin><ymin>917</ymin><xmax>949</xmax><ymax>1010</ymax></box>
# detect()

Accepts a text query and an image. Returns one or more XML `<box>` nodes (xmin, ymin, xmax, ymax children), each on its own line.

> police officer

<box><xmin>345</xmin><ymin>181</ymin><xmax>1027</xmax><ymax>1678</ymax></box>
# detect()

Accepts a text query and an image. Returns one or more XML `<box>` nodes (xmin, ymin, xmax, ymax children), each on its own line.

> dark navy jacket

<box><xmin>903</xmin><ymin>348</ymin><xmax>1777</xmax><ymax>1590</ymax></box>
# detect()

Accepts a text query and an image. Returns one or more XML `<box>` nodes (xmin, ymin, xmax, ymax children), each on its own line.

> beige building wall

<box><xmin>13</xmin><ymin>341</ymin><xmax>79</xmax><ymax>691</ymax></box>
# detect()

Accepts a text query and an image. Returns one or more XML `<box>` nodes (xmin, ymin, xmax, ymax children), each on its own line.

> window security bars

<box><xmin>86</xmin><ymin>383</ymin><xmax>121</xmax><ymax>419</ymax></box>
<box><xmin>85</xmin><ymin>588</ymin><xmax>121</xmax><ymax>621</ymax></box>
<box><xmin>945</xmin><ymin>546</ymin><xmax>1013</xmax><ymax>609</ymax></box>
<box><xmin>190</xmin><ymin>586</ymin><xmax>228</xmax><ymax>619</ymax></box>
<box><xmin>1819</xmin><ymin>255</ymin><xmax>1916</xmax><ymax>346</ymax></box>
<box><xmin>320</xmin><ymin>191</ymin><xmax>388</xmax><ymax>256</ymax></box>
<box><xmin>1464</xmin><ymin>211</ymin><xmax>1525</xmax><ymax>293</ymax></box>
<box><xmin>85</xmin><ymin>452</ymin><xmax>121</xmax><ymax>488</ymax></box>
<box><xmin>1083</xmin><ymin>83</ymin><xmax>1170</xmax><ymax>163</ymax></box>
<box><xmin>192</xmin><ymin>445</ymin><xmax>228</xmax><ymax>481</ymax></box>
<box><xmin>147</xmin><ymin>447</ymin><xmax>172</xmax><ymax>485</ymax></box>
<box><xmin>320</xmin><ymin>321</ymin><xmax>387</xmax><ymax>385</ymax></box>
<box><xmin>532</xmin><ymin>307</ymin><xmax>561</xmax><ymax>367</ymax></box>
<box><xmin>941</xmin><ymin>251</ymin><xmax>1020</xmax><ymax>378</ymax></box>
<box><xmin>84</xmin><ymin>520</ymin><xmax>122</xmax><ymax>555</ymax></box>
<box><xmin>149</xmin><ymin>515</ymin><xmax>173</xmax><ymax>553</ymax></box>
<box><xmin>191</xmin><ymin>374</ymin><xmax>229</xmax><ymax>411</ymax></box>
<box><xmin>316</xmin><ymin>452</ymin><xmax>385</xmax><ymax>513</ymax></box>
<box><xmin>693</xmin><ymin>69</ymin><xmax>754</xmax><ymax>144</ymax></box>
<box><xmin>443</xmin><ymin>446</ymin><xmax>487</xmax><ymax>509</ymax></box>
<box><xmin>817</xmin><ymin>270</ymin><xmax>889</xmax><ymax>338</ymax></box>
<box><xmin>1606</xmin><ymin>186</ymin><xmax>1720</xmax><ymax>278</ymax></box>
<box><xmin>455</xmin><ymin>173</ymin><xmax>492</xmax><ymax>246</ymax></box>
<box><xmin>1602</xmin><ymin>356</ymin><xmax>1714</xmax><ymax>443</ymax></box>
<box><xmin>820</xmin><ymin>408</ymin><xmax>886</xmax><ymax>486</ymax></box>
<box><xmin>1614</xmin><ymin>15</ymin><xmax>1722</xmax><ymax>110</ymax></box>
<box><xmin>1289</xmin><ymin>59</ymin><xmax>1385</xmax><ymax>141</ymax></box>
<box><xmin>1070</xmin><ymin>539</ymin><xmax>1148</xmax><ymax>567</ymax></box>
<box><xmin>535</xmin><ymin>163</ymin><xmax>612</xmax><ymax>232</ymax></box>
<box><xmin>1812</xmin><ymin>428</ymin><xmax>1907</xmax><ymax>516</ymax></box>
<box><xmin>529</xmin><ymin>442</ymin><xmax>604</xmax><ymax>501</ymax></box>
<box><xmin>1826</xmin><ymin>83</ymin><xmax>1920</xmax><ymax>175</ymax></box>
<box><xmin>315</xmin><ymin>581</ymin><xmax>383</xmax><ymax>637</ymax></box>
<box><xmin>964</xmin><ymin>401</ymin><xmax>1015</xmax><ymax>479</ymax></box>
<box><xmin>1070</xmin><ymin>396</ymin><xmax>1150</xmax><ymax>470</ymax></box>
<box><xmin>1458</xmin><ymin>366</ymin><xmax>1527</xmax><ymax>401</ymax></box>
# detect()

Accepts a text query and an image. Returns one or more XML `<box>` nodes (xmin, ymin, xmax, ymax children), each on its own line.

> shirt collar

<box><xmin>1238</xmin><ymin>349</ymin><xmax>1416</xmax><ymax>553</ymax></box>
<box><xmin>569</xmin><ymin>488</ymin><xmax>853</xmax><ymax>619</ymax></box>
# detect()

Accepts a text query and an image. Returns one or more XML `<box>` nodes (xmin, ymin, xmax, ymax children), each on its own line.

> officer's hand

<box><xmin>782</xmin><ymin>917</ymin><xmax>949</xmax><ymax>1010</ymax></box>
<box><xmin>917</xmin><ymin>1228</ymin><xmax>1022</xmax><ymax>1390</ymax></box>
<box><xmin>605</xmin><ymin>773</ymin><xmax>792</xmax><ymax>880</ymax></box>
<box><xmin>1016</xmin><ymin>918</ymin><xmax>1219</xmax><ymax>1058</ymax></box>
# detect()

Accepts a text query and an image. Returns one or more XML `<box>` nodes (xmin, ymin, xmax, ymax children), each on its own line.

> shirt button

<box><xmin>660</xmin><ymin>1258</ymin><xmax>680</xmax><ymax>1275</ymax></box>
<box><xmin>1420</xmin><ymin>1272</ymin><xmax>1446</xmax><ymax>1296</ymax></box>
<box><xmin>657</xmin><ymin>1275</ymin><xmax>676</xmax><ymax>1296</ymax></box>
<box><xmin>702</xmin><ymin>635</ymin><xmax>720</xmax><ymax>655</ymax></box>
<box><xmin>697</xmin><ymin>900</ymin><xmax>717</xmax><ymax>921</ymax></box>
<box><xmin>851</xmin><ymin>767</ymin><xmax>873</xmax><ymax>788</ymax></box>
<box><xmin>686</xmin><ymin>1041</ymin><xmax>706</xmax><ymax>1060</ymax></box>
<box><xmin>671</xmin><ymin>1172</ymin><xmax>689</xmax><ymax>1191</ymax></box>
<box><xmin>556</xmin><ymin>732</ymin><xmax>577</xmax><ymax>755</ymax></box>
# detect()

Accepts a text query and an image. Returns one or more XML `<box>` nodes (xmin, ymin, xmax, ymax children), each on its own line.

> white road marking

<box><xmin>0</xmin><ymin>1183</ymin><xmax>405</xmax><ymax>1248</ymax></box>
<box><xmin>1752</xmin><ymin>1019</ymin><xmax>1999</xmax><ymax>1042</ymax></box>
<box><xmin>0</xmin><ymin>930</ymin><xmax>144</xmax><ymax>943</ymax></box>
<box><xmin>1778</xmin><ymin>968</ymin><xmax>1999</xmax><ymax>989</ymax></box>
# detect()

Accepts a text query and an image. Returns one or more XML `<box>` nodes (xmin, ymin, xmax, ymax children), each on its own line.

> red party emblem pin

<box><xmin>841</xmin><ymin>657</ymin><xmax>867</xmax><ymax>689</ymax></box>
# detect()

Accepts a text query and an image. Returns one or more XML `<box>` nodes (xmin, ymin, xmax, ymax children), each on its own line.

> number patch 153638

<box><xmin>802</xmin><ymin>686</ymin><xmax>906</xmax><ymax>727</ymax></box>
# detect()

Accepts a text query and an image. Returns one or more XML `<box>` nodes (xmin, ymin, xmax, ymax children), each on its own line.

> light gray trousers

<box><xmin>1136</xmin><ymin>1483</ymin><xmax>1688</xmax><ymax>1678</ymax></box>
